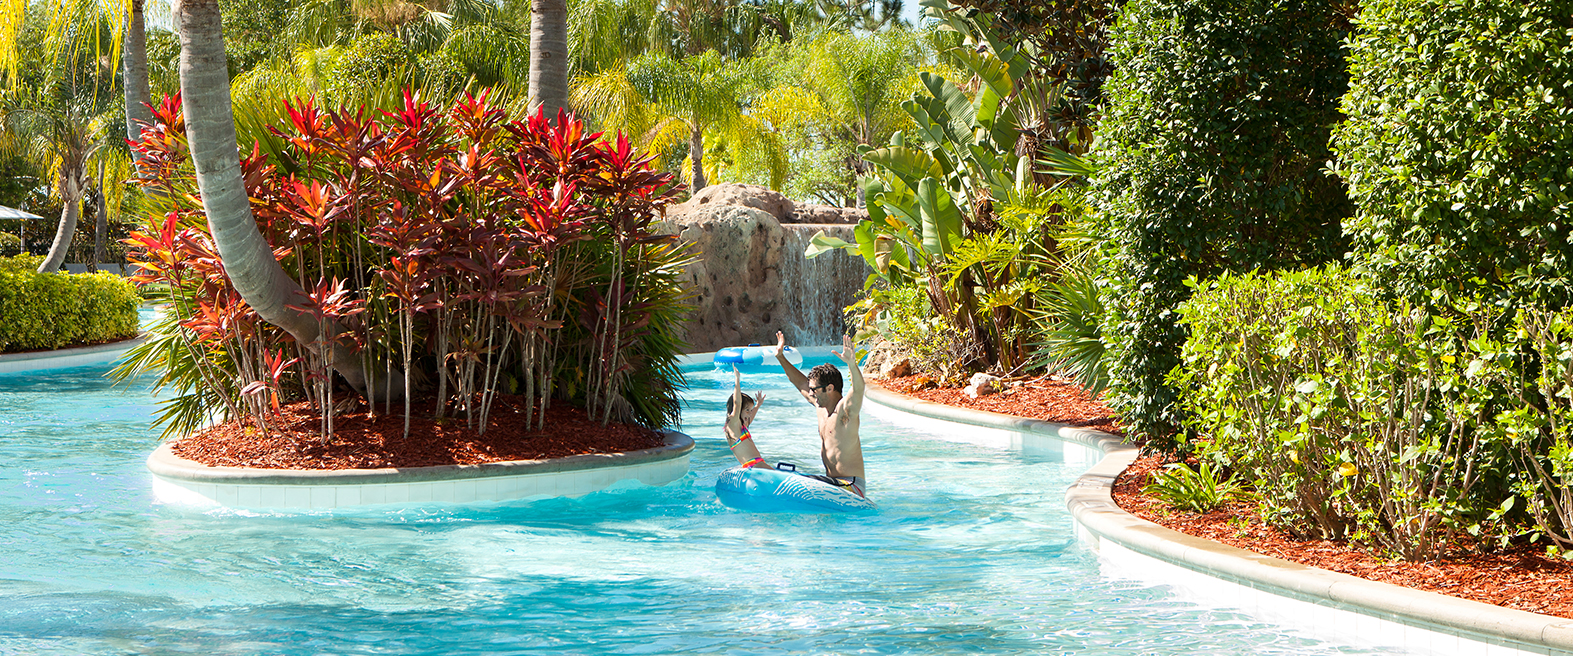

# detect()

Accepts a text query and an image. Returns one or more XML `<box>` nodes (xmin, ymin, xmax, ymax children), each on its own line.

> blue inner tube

<box><xmin>713</xmin><ymin>345</ymin><xmax>802</xmax><ymax>370</ymax></box>
<box><xmin>715</xmin><ymin>466</ymin><xmax>876</xmax><ymax>514</ymax></box>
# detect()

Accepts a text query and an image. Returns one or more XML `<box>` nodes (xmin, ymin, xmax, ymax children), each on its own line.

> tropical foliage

<box><xmin>117</xmin><ymin>90</ymin><xmax>693</xmax><ymax>439</ymax></box>
<box><xmin>808</xmin><ymin>4</ymin><xmax>1102</xmax><ymax>391</ymax></box>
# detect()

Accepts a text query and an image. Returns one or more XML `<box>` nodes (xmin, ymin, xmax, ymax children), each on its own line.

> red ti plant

<box><xmin>123</xmin><ymin>86</ymin><xmax>687</xmax><ymax>444</ymax></box>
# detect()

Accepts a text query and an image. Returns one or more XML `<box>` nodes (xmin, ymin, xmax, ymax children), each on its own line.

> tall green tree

<box><xmin>573</xmin><ymin>48</ymin><xmax>777</xmax><ymax>190</ymax></box>
<box><xmin>0</xmin><ymin>0</ymin><xmax>125</xmax><ymax>273</ymax></box>
<box><xmin>760</xmin><ymin>28</ymin><xmax>922</xmax><ymax>205</ymax></box>
<box><xmin>1092</xmin><ymin>0</ymin><xmax>1352</xmax><ymax>448</ymax></box>
<box><xmin>1332</xmin><ymin>0</ymin><xmax>1573</xmax><ymax>308</ymax></box>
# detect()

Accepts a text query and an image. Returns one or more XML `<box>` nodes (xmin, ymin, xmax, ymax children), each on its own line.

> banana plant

<box><xmin>807</xmin><ymin>4</ymin><xmax>1096</xmax><ymax>373</ymax></box>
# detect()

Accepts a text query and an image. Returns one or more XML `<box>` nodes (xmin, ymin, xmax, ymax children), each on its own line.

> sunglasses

<box><xmin>808</xmin><ymin>383</ymin><xmax>831</xmax><ymax>393</ymax></box>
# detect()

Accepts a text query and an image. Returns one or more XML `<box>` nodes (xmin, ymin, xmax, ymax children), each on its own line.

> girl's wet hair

<box><xmin>726</xmin><ymin>393</ymin><xmax>758</xmax><ymax>415</ymax></box>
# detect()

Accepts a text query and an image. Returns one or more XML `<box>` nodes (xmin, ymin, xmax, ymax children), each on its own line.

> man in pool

<box><xmin>774</xmin><ymin>331</ymin><xmax>867</xmax><ymax>498</ymax></box>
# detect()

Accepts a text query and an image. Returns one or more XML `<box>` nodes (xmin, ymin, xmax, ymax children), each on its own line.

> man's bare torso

<box><xmin>818</xmin><ymin>400</ymin><xmax>865</xmax><ymax>480</ymax></box>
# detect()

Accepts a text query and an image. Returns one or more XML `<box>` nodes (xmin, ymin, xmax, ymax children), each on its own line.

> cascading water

<box><xmin>778</xmin><ymin>224</ymin><xmax>870</xmax><ymax>346</ymax></box>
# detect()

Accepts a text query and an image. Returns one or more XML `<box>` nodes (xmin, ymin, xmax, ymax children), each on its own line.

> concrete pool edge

<box><xmin>0</xmin><ymin>334</ymin><xmax>145</xmax><ymax>374</ymax></box>
<box><xmin>862</xmin><ymin>381</ymin><xmax>1573</xmax><ymax>656</ymax></box>
<box><xmin>146</xmin><ymin>430</ymin><xmax>694</xmax><ymax>509</ymax></box>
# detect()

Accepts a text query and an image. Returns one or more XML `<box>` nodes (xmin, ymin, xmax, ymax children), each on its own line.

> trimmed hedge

<box><xmin>1332</xmin><ymin>0</ymin><xmax>1573</xmax><ymax>306</ymax></box>
<box><xmin>1091</xmin><ymin>0</ymin><xmax>1352</xmax><ymax>448</ymax></box>
<box><xmin>1175</xmin><ymin>265</ymin><xmax>1518</xmax><ymax>560</ymax></box>
<box><xmin>0</xmin><ymin>255</ymin><xmax>140</xmax><ymax>352</ymax></box>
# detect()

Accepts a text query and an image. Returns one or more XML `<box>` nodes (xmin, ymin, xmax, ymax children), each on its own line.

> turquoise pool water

<box><xmin>0</xmin><ymin>355</ymin><xmax>1410</xmax><ymax>655</ymax></box>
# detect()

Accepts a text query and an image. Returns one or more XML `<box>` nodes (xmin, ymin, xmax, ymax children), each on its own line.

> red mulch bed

<box><xmin>879</xmin><ymin>373</ymin><xmax>1124</xmax><ymax>436</ymax></box>
<box><xmin>1114</xmin><ymin>455</ymin><xmax>1573</xmax><ymax>619</ymax></box>
<box><xmin>879</xmin><ymin>373</ymin><xmax>1573</xmax><ymax>619</ymax></box>
<box><xmin>173</xmin><ymin>395</ymin><xmax>666</xmax><ymax>470</ymax></box>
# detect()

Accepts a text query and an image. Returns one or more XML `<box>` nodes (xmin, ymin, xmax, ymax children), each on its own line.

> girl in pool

<box><xmin>724</xmin><ymin>367</ymin><xmax>771</xmax><ymax>469</ymax></box>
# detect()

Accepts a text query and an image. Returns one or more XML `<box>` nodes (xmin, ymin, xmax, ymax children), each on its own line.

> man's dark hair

<box><xmin>726</xmin><ymin>393</ymin><xmax>756</xmax><ymax>415</ymax></box>
<box><xmin>808</xmin><ymin>363</ymin><xmax>843</xmax><ymax>394</ymax></box>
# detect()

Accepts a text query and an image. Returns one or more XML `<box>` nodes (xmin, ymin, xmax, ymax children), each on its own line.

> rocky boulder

<box><xmin>788</xmin><ymin>204</ymin><xmax>867</xmax><ymax>225</ymax></box>
<box><xmin>668</xmin><ymin>183</ymin><xmax>794</xmax><ymax>224</ymax></box>
<box><xmin>659</xmin><ymin>190</ymin><xmax>871</xmax><ymax>352</ymax></box>
<box><xmin>659</xmin><ymin>204</ymin><xmax>790</xmax><ymax>351</ymax></box>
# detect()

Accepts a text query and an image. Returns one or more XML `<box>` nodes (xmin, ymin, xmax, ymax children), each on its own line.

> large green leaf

<box><xmin>1036</xmin><ymin>145</ymin><xmax>1097</xmax><ymax>179</ymax></box>
<box><xmin>953</xmin><ymin>48</ymin><xmax>1013</xmax><ymax>127</ymax></box>
<box><xmin>919</xmin><ymin>73</ymin><xmax>976</xmax><ymax>142</ymax></box>
<box><xmin>876</xmin><ymin>186</ymin><xmax>922</xmax><ymax>232</ymax></box>
<box><xmin>804</xmin><ymin>229</ymin><xmax>857</xmax><ymax>259</ymax></box>
<box><xmin>900</xmin><ymin>99</ymin><xmax>948</xmax><ymax>149</ymax></box>
<box><xmin>917</xmin><ymin>176</ymin><xmax>963</xmax><ymax>256</ymax></box>
<box><xmin>988</xmin><ymin>102</ymin><xmax>1019</xmax><ymax>152</ymax></box>
<box><xmin>863</xmin><ymin>146</ymin><xmax>944</xmax><ymax>191</ymax></box>
<box><xmin>953</xmin><ymin>48</ymin><xmax>1014</xmax><ymax>102</ymax></box>
<box><xmin>853</xmin><ymin>220</ymin><xmax>879</xmax><ymax>267</ymax></box>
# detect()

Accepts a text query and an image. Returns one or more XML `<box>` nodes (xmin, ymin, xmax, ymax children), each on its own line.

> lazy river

<box><xmin>0</xmin><ymin>354</ymin><xmax>1414</xmax><ymax>655</ymax></box>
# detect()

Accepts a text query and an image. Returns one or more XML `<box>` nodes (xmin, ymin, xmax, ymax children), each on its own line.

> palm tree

<box><xmin>123</xmin><ymin>0</ymin><xmax>151</xmax><ymax>163</ymax></box>
<box><xmin>529</xmin><ymin>0</ymin><xmax>570</xmax><ymax>116</ymax></box>
<box><xmin>1</xmin><ymin>88</ymin><xmax>107</xmax><ymax>273</ymax></box>
<box><xmin>174</xmin><ymin>0</ymin><xmax>395</xmax><ymax>401</ymax></box>
<box><xmin>769</xmin><ymin>29</ymin><xmax>922</xmax><ymax>205</ymax></box>
<box><xmin>573</xmin><ymin>48</ymin><xmax>777</xmax><ymax>190</ymax></box>
<box><xmin>0</xmin><ymin>0</ymin><xmax>123</xmax><ymax>273</ymax></box>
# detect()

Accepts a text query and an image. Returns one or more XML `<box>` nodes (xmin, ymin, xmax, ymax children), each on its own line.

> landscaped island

<box><xmin>117</xmin><ymin>90</ymin><xmax>694</xmax><ymax>471</ymax></box>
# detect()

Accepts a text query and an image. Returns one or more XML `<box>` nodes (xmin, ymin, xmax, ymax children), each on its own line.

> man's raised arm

<box><xmin>839</xmin><ymin>333</ymin><xmax>864</xmax><ymax>412</ymax></box>
<box><xmin>775</xmin><ymin>331</ymin><xmax>812</xmax><ymax>400</ymax></box>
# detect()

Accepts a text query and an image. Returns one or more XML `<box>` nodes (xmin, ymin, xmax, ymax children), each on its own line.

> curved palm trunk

<box><xmin>37</xmin><ymin>172</ymin><xmax>82</xmax><ymax>274</ymax></box>
<box><xmin>174</xmin><ymin>0</ymin><xmax>399</xmax><ymax>402</ymax></box>
<box><xmin>528</xmin><ymin>0</ymin><xmax>569</xmax><ymax>119</ymax></box>
<box><xmin>123</xmin><ymin>0</ymin><xmax>152</xmax><ymax>159</ymax></box>
<box><xmin>689</xmin><ymin>124</ymin><xmax>706</xmax><ymax>191</ymax></box>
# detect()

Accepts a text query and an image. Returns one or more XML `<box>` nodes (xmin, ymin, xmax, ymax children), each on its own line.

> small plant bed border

<box><xmin>1112</xmin><ymin>454</ymin><xmax>1573</xmax><ymax>620</ymax></box>
<box><xmin>0</xmin><ymin>332</ymin><xmax>142</xmax><ymax>357</ymax></box>
<box><xmin>173</xmin><ymin>396</ymin><xmax>668</xmax><ymax>470</ymax></box>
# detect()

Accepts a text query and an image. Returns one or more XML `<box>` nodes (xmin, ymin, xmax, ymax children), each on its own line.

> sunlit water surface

<box><xmin>0</xmin><ymin>347</ymin><xmax>1411</xmax><ymax>654</ymax></box>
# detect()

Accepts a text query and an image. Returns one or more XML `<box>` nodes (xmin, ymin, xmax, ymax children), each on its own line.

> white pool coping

<box><xmin>147</xmin><ymin>430</ymin><xmax>694</xmax><ymax>510</ymax></box>
<box><xmin>0</xmin><ymin>335</ymin><xmax>144</xmax><ymax>375</ymax></box>
<box><xmin>862</xmin><ymin>381</ymin><xmax>1573</xmax><ymax>656</ymax></box>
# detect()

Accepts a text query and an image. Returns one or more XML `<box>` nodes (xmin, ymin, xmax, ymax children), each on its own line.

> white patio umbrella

<box><xmin>0</xmin><ymin>205</ymin><xmax>43</xmax><ymax>252</ymax></box>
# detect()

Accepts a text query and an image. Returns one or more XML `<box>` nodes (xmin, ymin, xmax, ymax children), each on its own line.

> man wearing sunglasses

<box><xmin>774</xmin><ymin>330</ymin><xmax>867</xmax><ymax>498</ymax></box>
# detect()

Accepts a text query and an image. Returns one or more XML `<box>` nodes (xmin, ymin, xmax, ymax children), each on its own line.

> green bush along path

<box><xmin>0</xmin><ymin>255</ymin><xmax>139</xmax><ymax>353</ymax></box>
<box><xmin>1091</xmin><ymin>0</ymin><xmax>1352</xmax><ymax>450</ymax></box>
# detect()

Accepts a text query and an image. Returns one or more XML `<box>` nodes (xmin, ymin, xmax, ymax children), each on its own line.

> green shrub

<box><xmin>0</xmin><ymin>262</ymin><xmax>140</xmax><ymax>352</ymax></box>
<box><xmin>0</xmin><ymin>232</ymin><xmax>18</xmax><ymax>256</ymax></box>
<box><xmin>326</xmin><ymin>33</ymin><xmax>412</xmax><ymax>102</ymax></box>
<box><xmin>1503</xmin><ymin>309</ymin><xmax>1573</xmax><ymax>550</ymax></box>
<box><xmin>1142</xmin><ymin>461</ymin><xmax>1246</xmax><ymax>514</ymax></box>
<box><xmin>1176</xmin><ymin>265</ymin><xmax>1517</xmax><ymax>559</ymax></box>
<box><xmin>1092</xmin><ymin>0</ymin><xmax>1352</xmax><ymax>449</ymax></box>
<box><xmin>850</xmin><ymin>285</ymin><xmax>978</xmax><ymax>383</ymax></box>
<box><xmin>1332</xmin><ymin>0</ymin><xmax>1573</xmax><ymax>307</ymax></box>
<box><xmin>0</xmin><ymin>253</ymin><xmax>43</xmax><ymax>272</ymax></box>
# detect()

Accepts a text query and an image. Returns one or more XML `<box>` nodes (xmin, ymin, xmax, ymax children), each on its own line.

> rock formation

<box><xmin>659</xmin><ymin>184</ymin><xmax>871</xmax><ymax>352</ymax></box>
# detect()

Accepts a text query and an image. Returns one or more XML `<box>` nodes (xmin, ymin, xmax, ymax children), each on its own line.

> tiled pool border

<box><xmin>863</xmin><ymin>381</ymin><xmax>1573</xmax><ymax>656</ymax></box>
<box><xmin>147</xmin><ymin>430</ymin><xmax>694</xmax><ymax>509</ymax></box>
<box><xmin>0</xmin><ymin>335</ymin><xmax>144</xmax><ymax>375</ymax></box>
